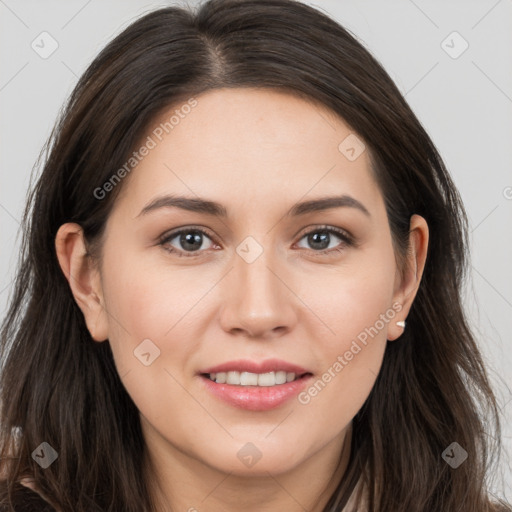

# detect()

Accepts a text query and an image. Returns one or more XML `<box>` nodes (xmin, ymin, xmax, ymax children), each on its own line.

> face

<box><xmin>72</xmin><ymin>88</ymin><xmax>414</xmax><ymax>477</ymax></box>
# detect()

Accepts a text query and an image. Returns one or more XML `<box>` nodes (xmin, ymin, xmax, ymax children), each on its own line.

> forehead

<box><xmin>113</xmin><ymin>87</ymin><xmax>381</xmax><ymax>216</ymax></box>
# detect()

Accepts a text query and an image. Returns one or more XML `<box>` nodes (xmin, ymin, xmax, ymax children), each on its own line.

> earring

<box><xmin>396</xmin><ymin>320</ymin><xmax>406</xmax><ymax>328</ymax></box>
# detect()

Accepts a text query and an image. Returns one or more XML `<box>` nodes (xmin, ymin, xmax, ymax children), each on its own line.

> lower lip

<box><xmin>199</xmin><ymin>374</ymin><xmax>313</xmax><ymax>411</ymax></box>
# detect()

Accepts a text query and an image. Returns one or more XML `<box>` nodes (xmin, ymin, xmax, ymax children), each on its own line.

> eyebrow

<box><xmin>136</xmin><ymin>194</ymin><xmax>370</xmax><ymax>218</ymax></box>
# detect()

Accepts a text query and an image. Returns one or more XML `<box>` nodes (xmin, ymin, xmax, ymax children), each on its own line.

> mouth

<box><xmin>197</xmin><ymin>359</ymin><xmax>314</xmax><ymax>410</ymax></box>
<box><xmin>200</xmin><ymin>370</ymin><xmax>312</xmax><ymax>387</ymax></box>
<box><xmin>198</xmin><ymin>363</ymin><xmax>314</xmax><ymax>411</ymax></box>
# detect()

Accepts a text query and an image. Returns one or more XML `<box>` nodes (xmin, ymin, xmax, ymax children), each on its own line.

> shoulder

<box><xmin>0</xmin><ymin>479</ymin><xmax>57</xmax><ymax>512</ymax></box>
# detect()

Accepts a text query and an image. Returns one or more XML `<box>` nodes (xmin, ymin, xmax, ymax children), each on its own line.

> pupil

<box><xmin>309</xmin><ymin>232</ymin><xmax>329</xmax><ymax>250</ymax></box>
<box><xmin>181</xmin><ymin>231</ymin><xmax>202</xmax><ymax>251</ymax></box>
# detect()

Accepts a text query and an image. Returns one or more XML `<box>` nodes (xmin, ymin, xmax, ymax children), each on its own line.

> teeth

<box><xmin>257</xmin><ymin>372</ymin><xmax>275</xmax><ymax>386</ymax></box>
<box><xmin>208</xmin><ymin>371</ymin><xmax>300</xmax><ymax>386</ymax></box>
<box><xmin>275</xmin><ymin>371</ymin><xmax>287</xmax><ymax>384</ymax></box>
<box><xmin>227</xmin><ymin>371</ymin><xmax>240</xmax><ymax>385</ymax></box>
<box><xmin>240</xmin><ymin>371</ymin><xmax>259</xmax><ymax>385</ymax></box>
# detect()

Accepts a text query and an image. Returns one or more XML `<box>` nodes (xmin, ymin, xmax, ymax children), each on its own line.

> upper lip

<box><xmin>199</xmin><ymin>359</ymin><xmax>311</xmax><ymax>376</ymax></box>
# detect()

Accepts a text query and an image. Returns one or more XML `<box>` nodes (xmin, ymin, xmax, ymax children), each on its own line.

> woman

<box><xmin>0</xmin><ymin>0</ymin><xmax>509</xmax><ymax>510</ymax></box>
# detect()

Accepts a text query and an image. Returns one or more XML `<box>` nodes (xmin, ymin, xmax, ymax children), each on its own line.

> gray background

<box><xmin>1</xmin><ymin>0</ymin><xmax>511</xmax><ymax>500</ymax></box>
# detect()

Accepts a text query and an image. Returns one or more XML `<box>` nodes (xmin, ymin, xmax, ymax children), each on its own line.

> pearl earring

<box><xmin>396</xmin><ymin>320</ymin><xmax>406</xmax><ymax>328</ymax></box>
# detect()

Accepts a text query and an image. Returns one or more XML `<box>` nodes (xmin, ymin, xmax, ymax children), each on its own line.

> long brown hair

<box><xmin>0</xmin><ymin>0</ymin><xmax>509</xmax><ymax>510</ymax></box>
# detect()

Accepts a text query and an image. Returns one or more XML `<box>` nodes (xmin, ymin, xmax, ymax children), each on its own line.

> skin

<box><xmin>53</xmin><ymin>88</ymin><xmax>428</xmax><ymax>511</ymax></box>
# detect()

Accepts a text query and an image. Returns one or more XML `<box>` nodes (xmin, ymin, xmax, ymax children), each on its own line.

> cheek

<box><xmin>327</xmin><ymin>273</ymin><xmax>396</xmax><ymax>346</ymax></box>
<box><xmin>101</xmin><ymin>243</ymin><xmax>206</xmax><ymax>335</ymax></box>
<box><xmin>98</xmin><ymin>250</ymin><xmax>202</xmax><ymax>375</ymax></box>
<box><xmin>294</xmin><ymin>245</ymin><xmax>396</xmax><ymax>419</ymax></box>
<box><xmin>304</xmin><ymin>247</ymin><xmax>397</xmax><ymax>352</ymax></box>
<box><xmin>99</xmin><ymin>257</ymin><xmax>203</xmax><ymax>435</ymax></box>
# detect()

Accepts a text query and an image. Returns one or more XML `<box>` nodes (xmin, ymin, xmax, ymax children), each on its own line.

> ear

<box><xmin>388</xmin><ymin>214</ymin><xmax>429</xmax><ymax>341</ymax></box>
<box><xmin>55</xmin><ymin>223</ymin><xmax>109</xmax><ymax>342</ymax></box>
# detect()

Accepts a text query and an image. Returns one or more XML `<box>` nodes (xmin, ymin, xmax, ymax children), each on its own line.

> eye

<box><xmin>159</xmin><ymin>227</ymin><xmax>217</xmax><ymax>257</ymax></box>
<box><xmin>295</xmin><ymin>225</ymin><xmax>353</xmax><ymax>255</ymax></box>
<box><xmin>159</xmin><ymin>225</ymin><xmax>354</xmax><ymax>258</ymax></box>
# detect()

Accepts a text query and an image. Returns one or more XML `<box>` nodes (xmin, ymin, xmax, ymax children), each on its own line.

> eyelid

<box><xmin>294</xmin><ymin>224</ymin><xmax>354</xmax><ymax>244</ymax></box>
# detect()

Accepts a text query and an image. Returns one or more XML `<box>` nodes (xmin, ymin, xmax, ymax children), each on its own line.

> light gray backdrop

<box><xmin>1</xmin><ymin>0</ymin><xmax>511</xmax><ymax>501</ymax></box>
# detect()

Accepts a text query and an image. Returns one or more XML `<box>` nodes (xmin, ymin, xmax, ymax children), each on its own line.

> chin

<box><xmin>199</xmin><ymin>443</ymin><xmax>305</xmax><ymax>476</ymax></box>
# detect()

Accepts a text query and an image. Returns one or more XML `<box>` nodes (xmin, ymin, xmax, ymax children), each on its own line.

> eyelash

<box><xmin>158</xmin><ymin>225</ymin><xmax>355</xmax><ymax>258</ymax></box>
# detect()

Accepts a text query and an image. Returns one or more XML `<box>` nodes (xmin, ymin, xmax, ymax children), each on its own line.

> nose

<box><xmin>218</xmin><ymin>245</ymin><xmax>297</xmax><ymax>340</ymax></box>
